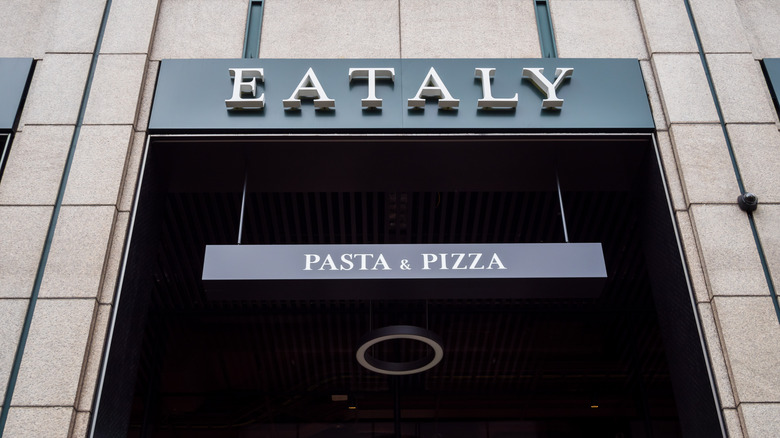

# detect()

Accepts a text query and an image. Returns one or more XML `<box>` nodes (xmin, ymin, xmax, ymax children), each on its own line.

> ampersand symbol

<box><xmin>400</xmin><ymin>259</ymin><xmax>411</xmax><ymax>270</ymax></box>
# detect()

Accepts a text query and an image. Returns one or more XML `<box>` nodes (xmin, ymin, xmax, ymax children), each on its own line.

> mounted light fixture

<box><xmin>356</xmin><ymin>325</ymin><xmax>444</xmax><ymax>375</ymax></box>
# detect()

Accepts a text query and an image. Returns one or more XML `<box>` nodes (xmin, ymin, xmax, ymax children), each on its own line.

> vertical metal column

<box><xmin>556</xmin><ymin>172</ymin><xmax>569</xmax><ymax>243</ymax></box>
<box><xmin>243</xmin><ymin>0</ymin><xmax>265</xmax><ymax>58</ymax></box>
<box><xmin>238</xmin><ymin>171</ymin><xmax>248</xmax><ymax>244</ymax></box>
<box><xmin>534</xmin><ymin>0</ymin><xmax>558</xmax><ymax>58</ymax></box>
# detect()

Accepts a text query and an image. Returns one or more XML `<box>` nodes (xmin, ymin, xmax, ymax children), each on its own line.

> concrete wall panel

<box><xmin>400</xmin><ymin>0</ymin><xmax>538</xmax><ymax>58</ymax></box>
<box><xmin>151</xmin><ymin>0</ymin><xmax>246</xmax><ymax>60</ymax></box>
<box><xmin>551</xmin><ymin>0</ymin><xmax>647</xmax><ymax>59</ymax></box>
<box><xmin>0</xmin><ymin>207</ymin><xmax>52</xmax><ymax>298</ymax></box>
<box><xmin>262</xmin><ymin>0</ymin><xmax>400</xmax><ymax>58</ymax></box>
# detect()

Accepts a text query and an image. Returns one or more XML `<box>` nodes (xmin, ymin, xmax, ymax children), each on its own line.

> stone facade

<box><xmin>1</xmin><ymin>1</ymin><xmax>779</xmax><ymax>436</ymax></box>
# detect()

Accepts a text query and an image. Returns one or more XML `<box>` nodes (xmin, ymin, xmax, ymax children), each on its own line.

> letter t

<box><xmin>349</xmin><ymin>68</ymin><xmax>395</xmax><ymax>109</ymax></box>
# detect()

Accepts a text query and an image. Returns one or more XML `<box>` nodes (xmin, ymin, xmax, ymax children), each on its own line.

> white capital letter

<box><xmin>422</xmin><ymin>254</ymin><xmax>437</xmax><ymax>270</ymax></box>
<box><xmin>475</xmin><ymin>68</ymin><xmax>518</xmax><ymax>109</ymax></box>
<box><xmin>226</xmin><ymin>68</ymin><xmax>264</xmax><ymax>110</ymax></box>
<box><xmin>408</xmin><ymin>67</ymin><xmax>459</xmax><ymax>110</ymax></box>
<box><xmin>283</xmin><ymin>67</ymin><xmax>335</xmax><ymax>110</ymax></box>
<box><xmin>349</xmin><ymin>68</ymin><xmax>395</xmax><ymax>109</ymax></box>
<box><xmin>304</xmin><ymin>254</ymin><xmax>320</xmax><ymax>271</ymax></box>
<box><xmin>522</xmin><ymin>67</ymin><xmax>573</xmax><ymax>109</ymax></box>
<box><xmin>487</xmin><ymin>253</ymin><xmax>507</xmax><ymax>270</ymax></box>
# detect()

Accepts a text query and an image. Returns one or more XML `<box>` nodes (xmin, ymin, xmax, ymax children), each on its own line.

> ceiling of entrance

<box><xmin>126</xmin><ymin>135</ymin><xmax>679</xmax><ymax>435</ymax></box>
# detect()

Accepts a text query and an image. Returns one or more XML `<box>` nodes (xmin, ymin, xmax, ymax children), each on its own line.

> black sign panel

<box><xmin>150</xmin><ymin>58</ymin><xmax>654</xmax><ymax>133</ymax></box>
<box><xmin>0</xmin><ymin>58</ymin><xmax>34</xmax><ymax>132</ymax></box>
<box><xmin>202</xmin><ymin>243</ymin><xmax>607</xmax><ymax>300</ymax></box>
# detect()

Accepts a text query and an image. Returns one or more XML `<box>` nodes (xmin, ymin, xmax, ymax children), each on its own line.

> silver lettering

<box><xmin>340</xmin><ymin>254</ymin><xmax>354</xmax><ymax>270</ymax></box>
<box><xmin>320</xmin><ymin>254</ymin><xmax>338</xmax><ymax>270</ymax></box>
<box><xmin>226</xmin><ymin>68</ymin><xmax>265</xmax><ymax>110</ymax></box>
<box><xmin>487</xmin><ymin>253</ymin><xmax>507</xmax><ymax>270</ymax></box>
<box><xmin>283</xmin><ymin>67</ymin><xmax>335</xmax><ymax>110</ymax></box>
<box><xmin>354</xmin><ymin>253</ymin><xmax>371</xmax><ymax>270</ymax></box>
<box><xmin>372</xmin><ymin>254</ymin><xmax>392</xmax><ymax>271</ymax></box>
<box><xmin>452</xmin><ymin>253</ymin><xmax>467</xmax><ymax>270</ymax></box>
<box><xmin>469</xmin><ymin>253</ymin><xmax>485</xmax><ymax>270</ymax></box>
<box><xmin>439</xmin><ymin>253</ymin><xmax>448</xmax><ymax>270</ymax></box>
<box><xmin>408</xmin><ymin>67</ymin><xmax>459</xmax><ymax>110</ymax></box>
<box><xmin>522</xmin><ymin>67</ymin><xmax>573</xmax><ymax>109</ymax></box>
<box><xmin>349</xmin><ymin>67</ymin><xmax>395</xmax><ymax>109</ymax></box>
<box><xmin>422</xmin><ymin>253</ymin><xmax>437</xmax><ymax>270</ymax></box>
<box><xmin>304</xmin><ymin>254</ymin><xmax>320</xmax><ymax>271</ymax></box>
<box><xmin>475</xmin><ymin>68</ymin><xmax>518</xmax><ymax>109</ymax></box>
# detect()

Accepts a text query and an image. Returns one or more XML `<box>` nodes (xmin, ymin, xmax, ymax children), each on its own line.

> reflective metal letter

<box><xmin>349</xmin><ymin>68</ymin><xmax>395</xmax><ymax>109</ymax></box>
<box><xmin>475</xmin><ymin>68</ymin><xmax>518</xmax><ymax>109</ymax></box>
<box><xmin>283</xmin><ymin>67</ymin><xmax>336</xmax><ymax>110</ymax></box>
<box><xmin>522</xmin><ymin>67</ymin><xmax>573</xmax><ymax>109</ymax></box>
<box><xmin>226</xmin><ymin>68</ymin><xmax>264</xmax><ymax>110</ymax></box>
<box><xmin>408</xmin><ymin>67</ymin><xmax>459</xmax><ymax>110</ymax></box>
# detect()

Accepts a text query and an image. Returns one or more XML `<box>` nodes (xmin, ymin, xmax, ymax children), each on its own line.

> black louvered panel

<box><xmin>132</xmin><ymin>184</ymin><xmax>672</xmax><ymax>428</ymax></box>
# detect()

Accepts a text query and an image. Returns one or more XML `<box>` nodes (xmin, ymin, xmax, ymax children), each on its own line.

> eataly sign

<box><xmin>225</xmin><ymin>66</ymin><xmax>574</xmax><ymax>111</ymax></box>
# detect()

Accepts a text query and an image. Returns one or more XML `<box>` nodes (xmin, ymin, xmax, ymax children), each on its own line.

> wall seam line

<box><xmin>681</xmin><ymin>0</ymin><xmax>780</xmax><ymax>325</ymax></box>
<box><xmin>0</xmin><ymin>0</ymin><xmax>115</xmax><ymax>436</ymax></box>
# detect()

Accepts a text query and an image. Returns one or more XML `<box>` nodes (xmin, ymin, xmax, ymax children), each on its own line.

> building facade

<box><xmin>1</xmin><ymin>0</ymin><xmax>780</xmax><ymax>437</ymax></box>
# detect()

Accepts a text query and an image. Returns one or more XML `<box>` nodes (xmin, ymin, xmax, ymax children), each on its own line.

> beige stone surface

<box><xmin>0</xmin><ymin>300</ymin><xmax>28</xmax><ymax>403</ymax></box>
<box><xmin>706</xmin><ymin>54</ymin><xmax>776</xmax><ymax>124</ymax></box>
<box><xmin>670</xmin><ymin>124</ymin><xmax>738</xmax><ymax>204</ymax></box>
<box><xmin>689</xmin><ymin>0</ymin><xmax>752</xmax><ymax>53</ymax></box>
<box><xmin>655</xmin><ymin>131</ymin><xmax>685</xmax><ymax>210</ymax></box>
<box><xmin>713</xmin><ymin>296</ymin><xmax>780</xmax><ymax>402</ymax></box>
<box><xmin>635</xmin><ymin>0</ymin><xmax>698</xmax><ymax>54</ymax></box>
<box><xmin>101</xmin><ymin>0</ymin><xmax>159</xmax><ymax>54</ymax></box>
<box><xmin>76</xmin><ymin>304</ymin><xmax>111</xmax><ymax>411</ymax></box>
<box><xmin>63</xmin><ymin>125</ymin><xmax>133</xmax><ymax>205</ymax></box>
<box><xmin>262</xmin><ymin>0</ymin><xmax>401</xmax><ymax>58</ymax></box>
<box><xmin>39</xmin><ymin>206</ymin><xmax>115</xmax><ymax>298</ymax></box>
<box><xmin>99</xmin><ymin>212</ymin><xmax>129</xmax><ymax>304</ymax></box>
<box><xmin>119</xmin><ymin>133</ymin><xmax>147</xmax><ymax>212</ymax></box>
<box><xmin>19</xmin><ymin>54</ymin><xmax>91</xmax><ymax>126</ymax></box>
<box><xmin>723</xmin><ymin>408</ymin><xmax>744</xmax><ymax>438</ymax></box>
<box><xmin>754</xmin><ymin>205</ymin><xmax>780</xmax><ymax>291</ymax></box>
<box><xmin>3</xmin><ymin>406</ymin><xmax>72</xmax><ymax>438</ymax></box>
<box><xmin>697</xmin><ymin>303</ymin><xmax>736</xmax><ymax>408</ymax></box>
<box><xmin>83</xmin><ymin>54</ymin><xmax>147</xmax><ymax>125</ymax></box>
<box><xmin>652</xmin><ymin>54</ymin><xmax>719</xmax><ymax>124</ymax></box>
<box><xmin>676</xmin><ymin>212</ymin><xmax>709</xmax><ymax>302</ymax></box>
<box><xmin>0</xmin><ymin>207</ymin><xmax>52</xmax><ymax>298</ymax></box>
<box><xmin>0</xmin><ymin>126</ymin><xmax>74</xmax><ymax>206</ymax></box>
<box><xmin>728</xmin><ymin>124</ymin><xmax>780</xmax><ymax>203</ymax></box>
<box><xmin>72</xmin><ymin>410</ymin><xmax>90</xmax><ymax>437</ymax></box>
<box><xmin>135</xmin><ymin>61</ymin><xmax>158</xmax><ymax>132</ymax></box>
<box><xmin>641</xmin><ymin>61</ymin><xmax>668</xmax><ymax>132</ymax></box>
<box><xmin>45</xmin><ymin>0</ymin><xmax>106</xmax><ymax>54</ymax></box>
<box><xmin>691</xmin><ymin>205</ymin><xmax>767</xmax><ymax>296</ymax></box>
<box><xmin>551</xmin><ymin>0</ymin><xmax>647</xmax><ymax>59</ymax></box>
<box><xmin>400</xmin><ymin>0</ymin><xmax>538</xmax><ymax>58</ymax></box>
<box><xmin>0</xmin><ymin>0</ymin><xmax>51</xmax><ymax>57</ymax></box>
<box><xmin>740</xmin><ymin>403</ymin><xmax>780</xmax><ymax>436</ymax></box>
<box><xmin>151</xmin><ymin>0</ymin><xmax>246</xmax><ymax>60</ymax></box>
<box><xmin>12</xmin><ymin>299</ymin><xmax>95</xmax><ymax>406</ymax></box>
<box><xmin>736</xmin><ymin>0</ymin><xmax>780</xmax><ymax>58</ymax></box>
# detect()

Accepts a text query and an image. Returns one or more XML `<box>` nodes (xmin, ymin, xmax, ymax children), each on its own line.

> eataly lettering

<box><xmin>226</xmin><ymin>66</ymin><xmax>573</xmax><ymax>111</ymax></box>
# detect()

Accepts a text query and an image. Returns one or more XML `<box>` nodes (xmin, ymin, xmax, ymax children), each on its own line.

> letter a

<box><xmin>408</xmin><ymin>67</ymin><xmax>459</xmax><ymax>110</ymax></box>
<box><xmin>283</xmin><ymin>67</ymin><xmax>336</xmax><ymax>110</ymax></box>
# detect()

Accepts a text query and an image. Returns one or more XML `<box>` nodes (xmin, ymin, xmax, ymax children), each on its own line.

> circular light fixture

<box><xmin>356</xmin><ymin>325</ymin><xmax>444</xmax><ymax>375</ymax></box>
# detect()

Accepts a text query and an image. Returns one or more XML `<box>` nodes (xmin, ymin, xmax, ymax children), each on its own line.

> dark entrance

<box><xmin>92</xmin><ymin>135</ymin><xmax>724</xmax><ymax>437</ymax></box>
